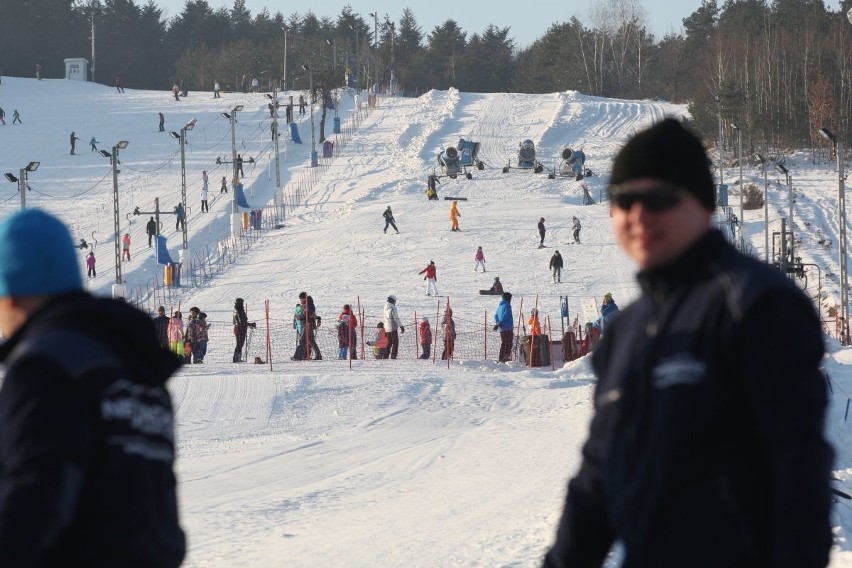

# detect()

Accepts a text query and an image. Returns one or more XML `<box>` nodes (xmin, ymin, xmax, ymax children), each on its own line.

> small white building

<box><xmin>64</xmin><ymin>58</ymin><xmax>89</xmax><ymax>81</ymax></box>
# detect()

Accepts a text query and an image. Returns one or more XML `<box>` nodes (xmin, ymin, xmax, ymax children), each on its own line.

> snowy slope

<box><xmin>1</xmin><ymin>77</ymin><xmax>852</xmax><ymax>567</ymax></box>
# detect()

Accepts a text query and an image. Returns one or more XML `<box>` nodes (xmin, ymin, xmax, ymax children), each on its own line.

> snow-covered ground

<box><xmin>1</xmin><ymin>76</ymin><xmax>852</xmax><ymax>566</ymax></box>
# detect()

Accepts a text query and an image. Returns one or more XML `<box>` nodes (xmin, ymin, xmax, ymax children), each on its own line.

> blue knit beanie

<box><xmin>0</xmin><ymin>209</ymin><xmax>83</xmax><ymax>298</ymax></box>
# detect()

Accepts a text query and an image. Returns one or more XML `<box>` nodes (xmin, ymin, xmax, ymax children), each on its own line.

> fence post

<box><xmin>484</xmin><ymin>310</ymin><xmax>487</xmax><ymax>360</ymax></box>
<box><xmin>414</xmin><ymin>310</ymin><xmax>418</xmax><ymax>359</ymax></box>
<box><xmin>433</xmin><ymin>299</ymin><xmax>440</xmax><ymax>363</ymax></box>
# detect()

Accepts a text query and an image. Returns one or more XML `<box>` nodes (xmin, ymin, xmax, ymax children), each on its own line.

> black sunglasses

<box><xmin>610</xmin><ymin>185</ymin><xmax>685</xmax><ymax>212</ymax></box>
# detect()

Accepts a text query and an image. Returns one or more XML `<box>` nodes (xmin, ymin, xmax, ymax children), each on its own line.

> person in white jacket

<box><xmin>382</xmin><ymin>295</ymin><xmax>405</xmax><ymax>359</ymax></box>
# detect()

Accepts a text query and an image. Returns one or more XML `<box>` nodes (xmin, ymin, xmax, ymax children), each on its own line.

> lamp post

<box><xmin>3</xmin><ymin>161</ymin><xmax>39</xmax><ymax>210</ymax></box>
<box><xmin>221</xmin><ymin>105</ymin><xmax>243</xmax><ymax>238</ymax></box>
<box><xmin>731</xmin><ymin>122</ymin><xmax>744</xmax><ymax>252</ymax></box>
<box><xmin>761</xmin><ymin>155</ymin><xmax>769</xmax><ymax>264</ymax></box>
<box><xmin>169</xmin><ymin>118</ymin><xmax>196</xmax><ymax>251</ymax></box>
<box><xmin>369</xmin><ymin>11</ymin><xmax>378</xmax><ymax>93</ymax></box>
<box><xmin>349</xmin><ymin>23</ymin><xmax>359</xmax><ymax>90</ymax></box>
<box><xmin>282</xmin><ymin>26</ymin><xmax>288</xmax><ymax>91</ymax></box>
<box><xmin>266</xmin><ymin>92</ymin><xmax>283</xmax><ymax>222</ymax></box>
<box><xmin>820</xmin><ymin>127</ymin><xmax>848</xmax><ymax>342</ymax></box>
<box><xmin>775</xmin><ymin>163</ymin><xmax>793</xmax><ymax>270</ymax></box>
<box><xmin>99</xmin><ymin>140</ymin><xmax>128</xmax><ymax>297</ymax></box>
<box><xmin>302</xmin><ymin>64</ymin><xmax>318</xmax><ymax>167</ymax></box>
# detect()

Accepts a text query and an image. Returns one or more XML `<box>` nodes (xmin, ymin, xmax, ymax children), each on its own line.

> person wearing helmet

<box><xmin>418</xmin><ymin>316</ymin><xmax>432</xmax><ymax>359</ymax></box>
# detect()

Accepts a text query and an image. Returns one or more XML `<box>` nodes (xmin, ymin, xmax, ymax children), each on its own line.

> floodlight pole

<box><xmin>303</xmin><ymin>64</ymin><xmax>318</xmax><ymax>167</ymax></box>
<box><xmin>17</xmin><ymin>168</ymin><xmax>26</xmax><ymax>209</ymax></box>
<box><xmin>110</xmin><ymin>141</ymin><xmax>128</xmax><ymax>296</ymax></box>
<box><xmin>369</xmin><ymin>11</ymin><xmax>378</xmax><ymax>92</ymax></box>
<box><xmin>175</xmin><ymin>119</ymin><xmax>195</xmax><ymax>250</ymax></box>
<box><xmin>731</xmin><ymin>122</ymin><xmax>744</xmax><ymax>252</ymax></box>
<box><xmin>350</xmin><ymin>23</ymin><xmax>359</xmax><ymax>90</ymax></box>
<box><xmin>267</xmin><ymin>91</ymin><xmax>283</xmax><ymax>221</ymax></box>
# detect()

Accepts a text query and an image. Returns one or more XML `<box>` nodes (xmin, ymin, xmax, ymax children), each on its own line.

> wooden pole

<box><xmin>433</xmin><ymin>299</ymin><xmax>440</xmax><ymax>363</ymax></box>
<box><xmin>265</xmin><ymin>299</ymin><xmax>272</xmax><ymax>371</ymax></box>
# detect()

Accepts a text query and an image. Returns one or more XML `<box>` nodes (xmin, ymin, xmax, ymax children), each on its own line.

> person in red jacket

<box><xmin>418</xmin><ymin>260</ymin><xmax>439</xmax><ymax>296</ymax></box>
<box><xmin>418</xmin><ymin>316</ymin><xmax>432</xmax><ymax>359</ymax></box>
<box><xmin>336</xmin><ymin>304</ymin><xmax>359</xmax><ymax>360</ymax></box>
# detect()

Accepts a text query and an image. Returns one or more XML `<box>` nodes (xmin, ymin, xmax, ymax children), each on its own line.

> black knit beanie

<box><xmin>609</xmin><ymin>118</ymin><xmax>715</xmax><ymax>211</ymax></box>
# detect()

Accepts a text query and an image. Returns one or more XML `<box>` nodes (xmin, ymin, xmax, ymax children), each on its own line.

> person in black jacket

<box><xmin>549</xmin><ymin>250</ymin><xmax>563</xmax><ymax>283</ymax></box>
<box><xmin>146</xmin><ymin>216</ymin><xmax>158</xmax><ymax>247</ymax></box>
<box><xmin>543</xmin><ymin>118</ymin><xmax>833</xmax><ymax>568</ymax></box>
<box><xmin>152</xmin><ymin>304</ymin><xmax>170</xmax><ymax>348</ymax></box>
<box><xmin>0</xmin><ymin>208</ymin><xmax>185</xmax><ymax>567</ymax></box>
<box><xmin>232</xmin><ymin>297</ymin><xmax>255</xmax><ymax>362</ymax></box>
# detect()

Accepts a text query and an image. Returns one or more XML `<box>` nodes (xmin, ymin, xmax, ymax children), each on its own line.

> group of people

<box><xmin>0</xmin><ymin>107</ymin><xmax>21</xmax><ymax>125</ymax></box>
<box><xmin>154</xmin><ymin>305</ymin><xmax>211</xmax><ymax>364</ymax></box>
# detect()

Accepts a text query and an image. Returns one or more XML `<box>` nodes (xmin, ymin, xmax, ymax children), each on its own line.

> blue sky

<box><xmin>152</xmin><ymin>0</ymin><xmax>707</xmax><ymax>47</ymax></box>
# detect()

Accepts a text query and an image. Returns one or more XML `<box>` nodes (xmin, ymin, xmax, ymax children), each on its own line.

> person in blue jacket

<box><xmin>0</xmin><ymin>209</ymin><xmax>185</xmax><ymax>566</ymax></box>
<box><xmin>493</xmin><ymin>292</ymin><xmax>514</xmax><ymax>362</ymax></box>
<box><xmin>542</xmin><ymin>118</ymin><xmax>832</xmax><ymax>568</ymax></box>
<box><xmin>592</xmin><ymin>292</ymin><xmax>619</xmax><ymax>334</ymax></box>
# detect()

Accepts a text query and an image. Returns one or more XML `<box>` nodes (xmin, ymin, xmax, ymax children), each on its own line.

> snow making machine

<box><xmin>547</xmin><ymin>147</ymin><xmax>592</xmax><ymax>180</ymax></box>
<box><xmin>457</xmin><ymin>138</ymin><xmax>485</xmax><ymax>171</ymax></box>
<box><xmin>502</xmin><ymin>139</ymin><xmax>545</xmax><ymax>174</ymax></box>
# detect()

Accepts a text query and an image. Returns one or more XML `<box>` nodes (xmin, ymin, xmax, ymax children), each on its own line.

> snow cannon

<box><xmin>438</xmin><ymin>146</ymin><xmax>467</xmax><ymax>179</ymax></box>
<box><xmin>504</xmin><ymin>139</ymin><xmax>544</xmax><ymax>173</ymax></box>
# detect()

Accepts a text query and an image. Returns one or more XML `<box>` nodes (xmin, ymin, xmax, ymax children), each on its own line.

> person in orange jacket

<box><xmin>528</xmin><ymin>307</ymin><xmax>542</xmax><ymax>336</ymax></box>
<box><xmin>367</xmin><ymin>322</ymin><xmax>390</xmax><ymax>359</ymax></box>
<box><xmin>449</xmin><ymin>201</ymin><xmax>461</xmax><ymax>231</ymax></box>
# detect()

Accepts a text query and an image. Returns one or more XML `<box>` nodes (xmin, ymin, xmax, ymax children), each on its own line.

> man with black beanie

<box><xmin>542</xmin><ymin>118</ymin><xmax>833</xmax><ymax>567</ymax></box>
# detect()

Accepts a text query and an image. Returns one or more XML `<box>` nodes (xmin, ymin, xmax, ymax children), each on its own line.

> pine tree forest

<box><xmin>4</xmin><ymin>0</ymin><xmax>852</xmax><ymax>150</ymax></box>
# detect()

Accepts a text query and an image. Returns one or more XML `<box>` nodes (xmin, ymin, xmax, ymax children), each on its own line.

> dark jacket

<box><xmin>544</xmin><ymin>230</ymin><xmax>833</xmax><ymax>568</ymax></box>
<box><xmin>146</xmin><ymin>218</ymin><xmax>157</xmax><ymax>236</ymax></box>
<box><xmin>549</xmin><ymin>253</ymin><xmax>563</xmax><ymax>269</ymax></box>
<box><xmin>0</xmin><ymin>292</ymin><xmax>185</xmax><ymax>567</ymax></box>
<box><xmin>152</xmin><ymin>314</ymin><xmax>170</xmax><ymax>348</ymax></box>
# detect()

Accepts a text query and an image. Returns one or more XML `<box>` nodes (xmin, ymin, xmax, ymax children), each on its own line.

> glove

<box><xmin>400</xmin><ymin>325</ymin><xmax>405</xmax><ymax>334</ymax></box>
<box><xmin>493</xmin><ymin>324</ymin><xmax>500</xmax><ymax>331</ymax></box>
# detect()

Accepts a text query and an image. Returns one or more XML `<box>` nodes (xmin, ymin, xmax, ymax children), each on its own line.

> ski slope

<box><xmin>1</xmin><ymin>76</ymin><xmax>852</xmax><ymax>567</ymax></box>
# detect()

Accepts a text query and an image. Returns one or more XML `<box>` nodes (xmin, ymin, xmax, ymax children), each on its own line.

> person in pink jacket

<box><xmin>474</xmin><ymin>246</ymin><xmax>486</xmax><ymax>272</ymax></box>
<box><xmin>167</xmin><ymin>311</ymin><xmax>184</xmax><ymax>356</ymax></box>
<box><xmin>85</xmin><ymin>252</ymin><xmax>96</xmax><ymax>278</ymax></box>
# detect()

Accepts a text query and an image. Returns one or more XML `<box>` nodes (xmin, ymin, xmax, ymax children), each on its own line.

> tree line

<box><xmin>2</xmin><ymin>0</ymin><xmax>852</xmax><ymax>150</ymax></box>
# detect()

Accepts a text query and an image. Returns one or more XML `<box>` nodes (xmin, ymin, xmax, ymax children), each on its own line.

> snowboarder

<box><xmin>146</xmin><ymin>216</ymin><xmax>157</xmax><ymax>247</ymax></box>
<box><xmin>538</xmin><ymin>217</ymin><xmax>546</xmax><ymax>247</ymax></box>
<box><xmin>69</xmin><ymin>131</ymin><xmax>80</xmax><ymax>155</ymax></box>
<box><xmin>489</xmin><ymin>277</ymin><xmax>504</xmax><ymax>294</ymax></box>
<box><xmin>11</xmin><ymin>110</ymin><xmax>20</xmax><ymax>124</ymax></box>
<box><xmin>85</xmin><ymin>251</ymin><xmax>96</xmax><ymax>278</ymax></box>
<box><xmin>220</xmin><ymin>176</ymin><xmax>228</xmax><ymax>194</ymax></box>
<box><xmin>201</xmin><ymin>171</ymin><xmax>209</xmax><ymax>212</ymax></box>
<box><xmin>426</xmin><ymin>174</ymin><xmax>439</xmax><ymax>200</ymax></box>
<box><xmin>121</xmin><ymin>233</ymin><xmax>131</xmax><ymax>261</ymax></box>
<box><xmin>572</xmin><ymin>215</ymin><xmax>582</xmax><ymax>244</ymax></box>
<box><xmin>383</xmin><ymin>206</ymin><xmax>399</xmax><ymax>234</ymax></box>
<box><xmin>449</xmin><ymin>201</ymin><xmax>461</xmax><ymax>231</ymax></box>
<box><xmin>418</xmin><ymin>316</ymin><xmax>432</xmax><ymax>359</ymax></box>
<box><xmin>213</xmin><ymin>80</ymin><xmax>221</xmax><ymax>98</ymax></box>
<box><xmin>298</xmin><ymin>94</ymin><xmax>306</xmax><ymax>114</ymax></box>
<box><xmin>158</xmin><ymin>112</ymin><xmax>165</xmax><ymax>132</ymax></box>
<box><xmin>474</xmin><ymin>246</ymin><xmax>486</xmax><ymax>272</ymax></box>
<box><xmin>549</xmin><ymin>250</ymin><xmax>563</xmax><ymax>283</ymax></box>
<box><xmin>419</xmin><ymin>260</ymin><xmax>439</xmax><ymax>296</ymax></box>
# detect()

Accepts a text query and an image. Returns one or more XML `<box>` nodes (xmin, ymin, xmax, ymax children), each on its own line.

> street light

<box><xmin>369</xmin><ymin>11</ymin><xmax>378</xmax><ymax>92</ymax></box>
<box><xmin>775</xmin><ymin>163</ymin><xmax>792</xmax><ymax>270</ymax></box>
<box><xmin>731</xmin><ymin>122</ymin><xmax>744</xmax><ymax>252</ymax></box>
<box><xmin>302</xmin><ymin>64</ymin><xmax>318</xmax><ymax>167</ymax></box>
<box><xmin>266</xmin><ymin>92</ymin><xmax>284</xmax><ymax>222</ymax></box>
<box><xmin>169</xmin><ymin>118</ymin><xmax>196</xmax><ymax>251</ymax></box>
<box><xmin>820</xmin><ymin>127</ymin><xmax>848</xmax><ymax>343</ymax></box>
<box><xmin>3</xmin><ymin>161</ymin><xmax>39</xmax><ymax>209</ymax></box>
<box><xmin>220</xmin><ymin>106</ymin><xmax>243</xmax><ymax>238</ymax></box>
<box><xmin>99</xmin><ymin>140</ymin><xmax>128</xmax><ymax>297</ymax></box>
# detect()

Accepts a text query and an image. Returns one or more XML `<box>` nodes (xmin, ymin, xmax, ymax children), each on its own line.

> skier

<box><xmin>0</xmin><ymin>107</ymin><xmax>5</xmax><ymax>125</ymax></box>
<box><xmin>220</xmin><ymin>176</ymin><xmax>228</xmax><ymax>194</ymax></box>
<box><xmin>89</xmin><ymin>136</ymin><xmax>98</xmax><ymax>151</ymax></box>
<box><xmin>35</xmin><ymin>63</ymin><xmax>41</xmax><ymax>80</ymax></box>
<box><xmin>172</xmin><ymin>84</ymin><xmax>180</xmax><ymax>101</ymax></box>
<box><xmin>85</xmin><ymin>251</ymin><xmax>96</xmax><ymax>278</ymax></box>
<box><xmin>538</xmin><ymin>217</ymin><xmax>546</xmax><ymax>247</ymax></box>
<box><xmin>146</xmin><ymin>216</ymin><xmax>157</xmax><ymax>247</ymax></box>
<box><xmin>158</xmin><ymin>112</ymin><xmax>165</xmax><ymax>132</ymax></box>
<box><xmin>493</xmin><ymin>292</ymin><xmax>514</xmax><ymax>362</ymax></box>
<box><xmin>336</xmin><ymin>304</ymin><xmax>358</xmax><ymax>359</ymax></box>
<box><xmin>382</xmin><ymin>206</ymin><xmax>399</xmax><ymax>234</ymax></box>
<box><xmin>121</xmin><ymin>233</ymin><xmax>131</xmax><ymax>261</ymax></box>
<box><xmin>418</xmin><ymin>316</ymin><xmax>432</xmax><ymax>359</ymax></box>
<box><xmin>419</xmin><ymin>260</ymin><xmax>439</xmax><ymax>296</ymax></box>
<box><xmin>426</xmin><ymin>174</ymin><xmax>439</xmax><ymax>200</ymax></box>
<box><xmin>201</xmin><ymin>171</ymin><xmax>209</xmax><ymax>212</ymax></box>
<box><xmin>549</xmin><ymin>250</ymin><xmax>563</xmax><ymax>283</ymax></box>
<box><xmin>232</xmin><ymin>298</ymin><xmax>255</xmax><ymax>363</ymax></box>
<box><xmin>11</xmin><ymin>110</ymin><xmax>20</xmax><ymax>124</ymax></box>
<box><xmin>474</xmin><ymin>246</ymin><xmax>486</xmax><ymax>272</ymax></box>
<box><xmin>572</xmin><ymin>215</ymin><xmax>582</xmax><ymax>243</ymax></box>
<box><xmin>174</xmin><ymin>203</ymin><xmax>185</xmax><ymax>232</ymax></box>
<box><xmin>449</xmin><ymin>201</ymin><xmax>461</xmax><ymax>231</ymax></box>
<box><xmin>70</xmin><ymin>131</ymin><xmax>80</xmax><ymax>155</ymax></box>
<box><xmin>298</xmin><ymin>94</ymin><xmax>306</xmax><ymax>114</ymax></box>
<box><xmin>213</xmin><ymin>80</ymin><xmax>221</xmax><ymax>98</ymax></box>
<box><xmin>115</xmin><ymin>76</ymin><xmax>122</xmax><ymax>93</ymax></box>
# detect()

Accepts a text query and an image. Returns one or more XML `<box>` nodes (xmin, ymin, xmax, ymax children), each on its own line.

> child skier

<box><xmin>366</xmin><ymin>321</ymin><xmax>390</xmax><ymax>359</ymax></box>
<box><xmin>418</xmin><ymin>316</ymin><xmax>432</xmax><ymax>359</ymax></box>
<box><xmin>474</xmin><ymin>246</ymin><xmax>486</xmax><ymax>272</ymax></box>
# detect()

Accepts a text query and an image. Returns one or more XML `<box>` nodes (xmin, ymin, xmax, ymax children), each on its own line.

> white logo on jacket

<box><xmin>652</xmin><ymin>354</ymin><xmax>706</xmax><ymax>389</ymax></box>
